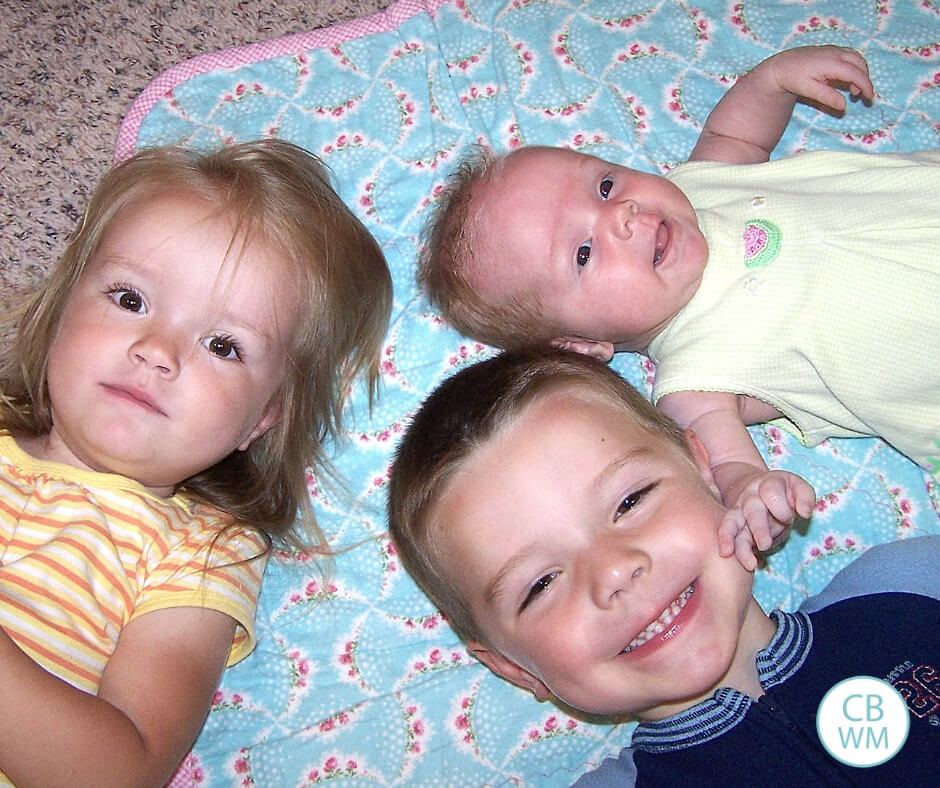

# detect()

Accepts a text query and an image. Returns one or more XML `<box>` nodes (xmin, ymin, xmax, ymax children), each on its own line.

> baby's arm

<box><xmin>689</xmin><ymin>45</ymin><xmax>874</xmax><ymax>165</ymax></box>
<box><xmin>658</xmin><ymin>390</ymin><xmax>816</xmax><ymax>571</ymax></box>
<box><xmin>0</xmin><ymin>607</ymin><xmax>234</xmax><ymax>786</ymax></box>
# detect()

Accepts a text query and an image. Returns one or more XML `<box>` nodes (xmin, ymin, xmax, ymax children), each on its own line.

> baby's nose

<box><xmin>613</xmin><ymin>199</ymin><xmax>639</xmax><ymax>239</ymax></box>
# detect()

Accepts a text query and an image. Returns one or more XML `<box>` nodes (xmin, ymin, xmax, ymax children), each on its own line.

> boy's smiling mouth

<box><xmin>622</xmin><ymin>582</ymin><xmax>695</xmax><ymax>654</ymax></box>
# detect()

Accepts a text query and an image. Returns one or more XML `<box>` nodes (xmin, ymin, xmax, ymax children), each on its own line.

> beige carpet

<box><xmin>0</xmin><ymin>0</ymin><xmax>393</xmax><ymax>306</ymax></box>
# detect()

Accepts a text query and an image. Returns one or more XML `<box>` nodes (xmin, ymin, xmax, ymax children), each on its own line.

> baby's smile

<box><xmin>653</xmin><ymin>220</ymin><xmax>669</xmax><ymax>267</ymax></box>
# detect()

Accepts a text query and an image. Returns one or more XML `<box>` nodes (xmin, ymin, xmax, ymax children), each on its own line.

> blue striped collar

<box><xmin>631</xmin><ymin>609</ymin><xmax>812</xmax><ymax>752</ymax></box>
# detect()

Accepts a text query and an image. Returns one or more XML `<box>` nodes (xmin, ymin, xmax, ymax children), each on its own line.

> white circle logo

<box><xmin>816</xmin><ymin>676</ymin><xmax>910</xmax><ymax>767</ymax></box>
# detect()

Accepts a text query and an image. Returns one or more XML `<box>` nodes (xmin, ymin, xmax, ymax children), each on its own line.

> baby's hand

<box><xmin>763</xmin><ymin>45</ymin><xmax>875</xmax><ymax>114</ymax></box>
<box><xmin>718</xmin><ymin>469</ymin><xmax>816</xmax><ymax>571</ymax></box>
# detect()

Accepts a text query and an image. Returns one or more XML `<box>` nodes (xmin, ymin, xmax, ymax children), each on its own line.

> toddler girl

<box><xmin>0</xmin><ymin>138</ymin><xmax>392</xmax><ymax>785</ymax></box>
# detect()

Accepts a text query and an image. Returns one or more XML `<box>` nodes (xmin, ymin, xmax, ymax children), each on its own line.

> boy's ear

<box><xmin>468</xmin><ymin>641</ymin><xmax>552</xmax><ymax>702</ymax></box>
<box><xmin>552</xmin><ymin>336</ymin><xmax>615</xmax><ymax>362</ymax></box>
<box><xmin>682</xmin><ymin>429</ymin><xmax>720</xmax><ymax>491</ymax></box>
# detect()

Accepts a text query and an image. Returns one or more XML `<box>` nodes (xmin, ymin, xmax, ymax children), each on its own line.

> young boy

<box><xmin>418</xmin><ymin>44</ymin><xmax>940</xmax><ymax>556</ymax></box>
<box><xmin>387</xmin><ymin>347</ymin><xmax>939</xmax><ymax>786</ymax></box>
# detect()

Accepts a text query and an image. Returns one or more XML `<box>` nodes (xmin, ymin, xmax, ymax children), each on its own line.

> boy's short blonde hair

<box><xmin>387</xmin><ymin>346</ymin><xmax>691</xmax><ymax>642</ymax></box>
<box><xmin>1</xmin><ymin>139</ymin><xmax>392</xmax><ymax>552</ymax></box>
<box><xmin>418</xmin><ymin>146</ymin><xmax>560</xmax><ymax>348</ymax></box>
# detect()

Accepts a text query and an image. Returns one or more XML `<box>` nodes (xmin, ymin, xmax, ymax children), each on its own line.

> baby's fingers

<box><xmin>836</xmin><ymin>49</ymin><xmax>875</xmax><ymax>100</ymax></box>
<box><xmin>718</xmin><ymin>508</ymin><xmax>746</xmax><ymax>558</ymax></box>
<box><xmin>733</xmin><ymin>529</ymin><xmax>759</xmax><ymax>572</ymax></box>
<box><xmin>790</xmin><ymin>476</ymin><xmax>817</xmax><ymax>520</ymax></box>
<box><xmin>802</xmin><ymin>79</ymin><xmax>853</xmax><ymax>112</ymax></box>
<box><xmin>741</xmin><ymin>496</ymin><xmax>777</xmax><ymax>552</ymax></box>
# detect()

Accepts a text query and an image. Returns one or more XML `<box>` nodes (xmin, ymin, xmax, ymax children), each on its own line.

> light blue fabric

<box><xmin>123</xmin><ymin>1</ymin><xmax>940</xmax><ymax>784</ymax></box>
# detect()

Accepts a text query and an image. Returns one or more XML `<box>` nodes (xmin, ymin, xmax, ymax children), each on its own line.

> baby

<box><xmin>0</xmin><ymin>138</ymin><xmax>391</xmax><ymax>785</ymax></box>
<box><xmin>387</xmin><ymin>347</ymin><xmax>939</xmax><ymax>786</ymax></box>
<box><xmin>418</xmin><ymin>44</ymin><xmax>940</xmax><ymax>560</ymax></box>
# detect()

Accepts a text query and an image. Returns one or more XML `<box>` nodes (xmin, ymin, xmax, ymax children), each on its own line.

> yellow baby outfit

<box><xmin>651</xmin><ymin>150</ymin><xmax>940</xmax><ymax>476</ymax></box>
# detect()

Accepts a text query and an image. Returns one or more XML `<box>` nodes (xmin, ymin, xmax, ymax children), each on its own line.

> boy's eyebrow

<box><xmin>484</xmin><ymin>546</ymin><xmax>538</xmax><ymax>609</ymax></box>
<box><xmin>591</xmin><ymin>446</ymin><xmax>658</xmax><ymax>494</ymax></box>
<box><xmin>483</xmin><ymin>444</ymin><xmax>658</xmax><ymax>610</ymax></box>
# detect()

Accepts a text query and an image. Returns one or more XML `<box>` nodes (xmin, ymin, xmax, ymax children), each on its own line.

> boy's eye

<box><xmin>599</xmin><ymin>177</ymin><xmax>613</xmax><ymax>199</ymax></box>
<box><xmin>108</xmin><ymin>287</ymin><xmax>145</xmax><ymax>313</ymax></box>
<box><xmin>577</xmin><ymin>242</ymin><xmax>592</xmax><ymax>269</ymax></box>
<box><xmin>203</xmin><ymin>335</ymin><xmax>242</xmax><ymax>360</ymax></box>
<box><xmin>520</xmin><ymin>571</ymin><xmax>559</xmax><ymax>613</ymax></box>
<box><xmin>613</xmin><ymin>483</ymin><xmax>656</xmax><ymax>522</ymax></box>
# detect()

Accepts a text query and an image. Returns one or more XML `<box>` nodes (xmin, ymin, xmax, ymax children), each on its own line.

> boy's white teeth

<box><xmin>623</xmin><ymin>584</ymin><xmax>694</xmax><ymax>653</ymax></box>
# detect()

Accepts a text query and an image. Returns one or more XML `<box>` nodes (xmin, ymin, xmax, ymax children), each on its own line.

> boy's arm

<box><xmin>689</xmin><ymin>45</ymin><xmax>874</xmax><ymax>165</ymax></box>
<box><xmin>0</xmin><ymin>606</ymin><xmax>234</xmax><ymax>787</ymax></box>
<box><xmin>658</xmin><ymin>390</ymin><xmax>816</xmax><ymax>571</ymax></box>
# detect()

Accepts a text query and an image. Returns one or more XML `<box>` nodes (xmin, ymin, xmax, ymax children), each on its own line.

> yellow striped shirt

<box><xmin>0</xmin><ymin>433</ymin><xmax>267</xmax><ymax>696</ymax></box>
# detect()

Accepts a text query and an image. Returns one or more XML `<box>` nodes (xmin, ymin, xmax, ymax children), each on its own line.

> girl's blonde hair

<box><xmin>0</xmin><ymin>139</ymin><xmax>392</xmax><ymax>552</ymax></box>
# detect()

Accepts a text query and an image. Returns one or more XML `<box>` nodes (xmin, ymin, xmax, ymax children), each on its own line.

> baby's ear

<box><xmin>552</xmin><ymin>336</ymin><xmax>615</xmax><ymax>362</ymax></box>
<box><xmin>468</xmin><ymin>641</ymin><xmax>552</xmax><ymax>701</ymax></box>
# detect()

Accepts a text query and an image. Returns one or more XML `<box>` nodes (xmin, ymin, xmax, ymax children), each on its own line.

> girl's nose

<box><xmin>129</xmin><ymin>329</ymin><xmax>183</xmax><ymax>378</ymax></box>
<box><xmin>587</xmin><ymin>541</ymin><xmax>650</xmax><ymax>609</ymax></box>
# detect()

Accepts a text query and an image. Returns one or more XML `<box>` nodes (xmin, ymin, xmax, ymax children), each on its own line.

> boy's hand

<box><xmin>761</xmin><ymin>45</ymin><xmax>874</xmax><ymax>115</ymax></box>
<box><xmin>717</xmin><ymin>467</ymin><xmax>816</xmax><ymax>571</ymax></box>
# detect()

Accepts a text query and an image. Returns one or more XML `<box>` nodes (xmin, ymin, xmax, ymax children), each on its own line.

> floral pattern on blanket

<box><xmin>121</xmin><ymin>0</ymin><xmax>940</xmax><ymax>784</ymax></box>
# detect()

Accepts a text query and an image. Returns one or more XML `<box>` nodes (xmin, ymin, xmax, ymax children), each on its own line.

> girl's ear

<box><xmin>468</xmin><ymin>641</ymin><xmax>552</xmax><ymax>701</ymax></box>
<box><xmin>238</xmin><ymin>398</ymin><xmax>282</xmax><ymax>451</ymax></box>
<box><xmin>552</xmin><ymin>337</ymin><xmax>615</xmax><ymax>362</ymax></box>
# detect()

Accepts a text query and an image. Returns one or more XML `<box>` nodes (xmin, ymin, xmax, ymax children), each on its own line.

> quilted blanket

<box><xmin>116</xmin><ymin>1</ymin><xmax>940</xmax><ymax>785</ymax></box>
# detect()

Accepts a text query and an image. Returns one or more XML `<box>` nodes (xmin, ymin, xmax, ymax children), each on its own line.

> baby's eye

<box><xmin>599</xmin><ymin>177</ymin><xmax>614</xmax><ymax>199</ymax></box>
<box><xmin>107</xmin><ymin>286</ymin><xmax>145</xmax><ymax>313</ymax></box>
<box><xmin>203</xmin><ymin>334</ymin><xmax>242</xmax><ymax>361</ymax></box>
<box><xmin>577</xmin><ymin>242</ymin><xmax>592</xmax><ymax>269</ymax></box>
<box><xmin>520</xmin><ymin>571</ymin><xmax>559</xmax><ymax>612</ymax></box>
<box><xmin>613</xmin><ymin>483</ymin><xmax>656</xmax><ymax>522</ymax></box>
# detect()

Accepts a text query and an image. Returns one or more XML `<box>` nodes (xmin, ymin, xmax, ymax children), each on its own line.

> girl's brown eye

<box><xmin>203</xmin><ymin>335</ymin><xmax>242</xmax><ymax>360</ymax></box>
<box><xmin>118</xmin><ymin>292</ymin><xmax>143</xmax><ymax>311</ymax></box>
<box><xmin>599</xmin><ymin>177</ymin><xmax>613</xmax><ymax>199</ymax></box>
<box><xmin>108</xmin><ymin>287</ymin><xmax>145</xmax><ymax>313</ymax></box>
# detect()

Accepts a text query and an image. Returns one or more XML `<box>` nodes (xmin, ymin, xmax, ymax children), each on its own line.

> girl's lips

<box><xmin>101</xmin><ymin>383</ymin><xmax>167</xmax><ymax>416</ymax></box>
<box><xmin>621</xmin><ymin>581</ymin><xmax>699</xmax><ymax>660</ymax></box>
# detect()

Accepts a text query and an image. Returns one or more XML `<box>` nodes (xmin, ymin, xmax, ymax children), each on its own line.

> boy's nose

<box><xmin>129</xmin><ymin>329</ymin><xmax>183</xmax><ymax>378</ymax></box>
<box><xmin>587</xmin><ymin>542</ymin><xmax>650</xmax><ymax>608</ymax></box>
